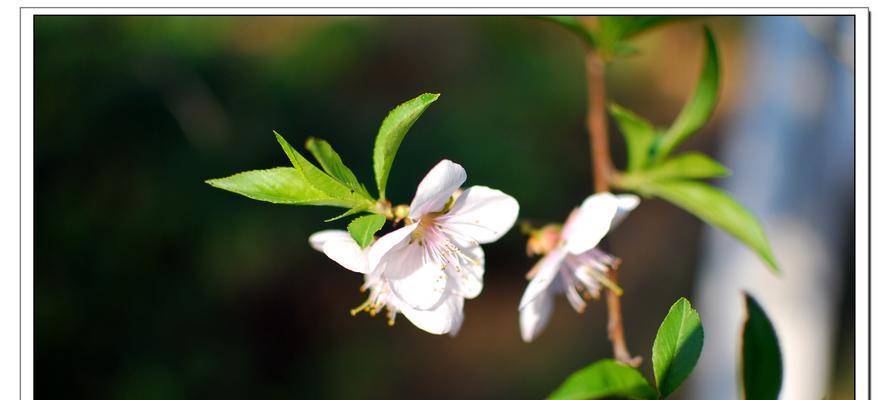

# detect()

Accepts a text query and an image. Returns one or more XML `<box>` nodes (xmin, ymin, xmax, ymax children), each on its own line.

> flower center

<box><xmin>349</xmin><ymin>279</ymin><xmax>398</xmax><ymax>326</ymax></box>
<box><xmin>410</xmin><ymin>215</ymin><xmax>480</xmax><ymax>273</ymax></box>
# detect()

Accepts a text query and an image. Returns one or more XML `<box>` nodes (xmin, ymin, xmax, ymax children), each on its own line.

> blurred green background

<box><xmin>35</xmin><ymin>16</ymin><xmax>853</xmax><ymax>399</ymax></box>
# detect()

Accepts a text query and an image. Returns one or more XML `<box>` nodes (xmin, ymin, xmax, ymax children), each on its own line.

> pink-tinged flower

<box><xmin>309</xmin><ymin>230</ymin><xmax>464</xmax><ymax>335</ymax></box>
<box><xmin>368</xmin><ymin>159</ymin><xmax>520</xmax><ymax>310</ymax></box>
<box><xmin>518</xmin><ymin>192</ymin><xmax>640</xmax><ymax>343</ymax></box>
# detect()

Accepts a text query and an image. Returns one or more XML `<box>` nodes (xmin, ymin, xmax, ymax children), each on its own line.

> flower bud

<box><xmin>526</xmin><ymin>224</ymin><xmax>562</xmax><ymax>256</ymax></box>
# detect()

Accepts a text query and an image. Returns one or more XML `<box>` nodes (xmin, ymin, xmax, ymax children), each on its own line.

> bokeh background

<box><xmin>34</xmin><ymin>15</ymin><xmax>854</xmax><ymax>399</ymax></box>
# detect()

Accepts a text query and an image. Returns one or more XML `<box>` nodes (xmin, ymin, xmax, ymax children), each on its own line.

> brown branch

<box><xmin>583</xmin><ymin>23</ymin><xmax>641</xmax><ymax>367</ymax></box>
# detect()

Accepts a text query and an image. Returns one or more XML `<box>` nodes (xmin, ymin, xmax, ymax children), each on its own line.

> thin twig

<box><xmin>583</xmin><ymin>21</ymin><xmax>641</xmax><ymax>367</ymax></box>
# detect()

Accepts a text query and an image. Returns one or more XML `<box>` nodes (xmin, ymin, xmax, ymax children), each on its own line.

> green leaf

<box><xmin>347</xmin><ymin>214</ymin><xmax>387</xmax><ymax>248</ymax></box>
<box><xmin>273</xmin><ymin>132</ymin><xmax>375</xmax><ymax>210</ymax></box>
<box><xmin>305</xmin><ymin>137</ymin><xmax>371</xmax><ymax>198</ymax></box>
<box><xmin>609</xmin><ymin>103</ymin><xmax>657</xmax><ymax>172</ymax></box>
<box><xmin>654</xmin><ymin>27</ymin><xmax>720</xmax><ymax>161</ymax></box>
<box><xmin>644</xmin><ymin>180</ymin><xmax>778</xmax><ymax>273</ymax></box>
<box><xmin>741</xmin><ymin>293</ymin><xmax>783</xmax><ymax>400</ymax></box>
<box><xmin>373</xmin><ymin>93</ymin><xmax>440</xmax><ymax>200</ymax></box>
<box><xmin>207</xmin><ymin>167</ymin><xmax>362</xmax><ymax>207</ymax></box>
<box><xmin>652</xmin><ymin>297</ymin><xmax>704</xmax><ymax>398</ymax></box>
<box><xmin>537</xmin><ymin>16</ymin><xmax>596</xmax><ymax>46</ymax></box>
<box><xmin>644</xmin><ymin>152</ymin><xmax>730</xmax><ymax>181</ymax></box>
<box><xmin>549</xmin><ymin>359</ymin><xmax>656</xmax><ymax>400</ymax></box>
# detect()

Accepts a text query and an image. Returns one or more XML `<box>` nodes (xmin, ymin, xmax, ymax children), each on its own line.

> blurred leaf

<box><xmin>373</xmin><ymin>93</ymin><xmax>440</xmax><ymax>200</ymax></box>
<box><xmin>273</xmin><ymin>132</ymin><xmax>376</xmax><ymax>209</ymax></box>
<box><xmin>537</xmin><ymin>16</ymin><xmax>595</xmax><ymax>46</ymax></box>
<box><xmin>549</xmin><ymin>359</ymin><xmax>656</xmax><ymax>400</ymax></box>
<box><xmin>644</xmin><ymin>180</ymin><xmax>779</xmax><ymax>273</ymax></box>
<box><xmin>599</xmin><ymin>16</ymin><xmax>689</xmax><ymax>42</ymax></box>
<box><xmin>305</xmin><ymin>136</ymin><xmax>371</xmax><ymax>198</ymax></box>
<box><xmin>644</xmin><ymin>152</ymin><xmax>730</xmax><ymax>181</ymax></box>
<box><xmin>654</xmin><ymin>27</ymin><xmax>720</xmax><ymax>160</ymax></box>
<box><xmin>207</xmin><ymin>168</ymin><xmax>365</xmax><ymax>207</ymax></box>
<box><xmin>741</xmin><ymin>293</ymin><xmax>783</xmax><ymax>400</ymax></box>
<box><xmin>347</xmin><ymin>214</ymin><xmax>386</xmax><ymax>248</ymax></box>
<box><xmin>609</xmin><ymin>103</ymin><xmax>656</xmax><ymax>171</ymax></box>
<box><xmin>652</xmin><ymin>297</ymin><xmax>704</xmax><ymax>398</ymax></box>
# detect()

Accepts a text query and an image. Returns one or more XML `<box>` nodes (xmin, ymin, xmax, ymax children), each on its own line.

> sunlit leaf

<box><xmin>373</xmin><ymin>93</ymin><xmax>439</xmax><ymax>200</ymax></box>
<box><xmin>347</xmin><ymin>214</ymin><xmax>386</xmax><ymax>248</ymax></box>
<box><xmin>549</xmin><ymin>359</ymin><xmax>656</xmax><ymax>400</ymax></box>
<box><xmin>654</xmin><ymin>27</ymin><xmax>720</xmax><ymax>160</ymax></box>
<box><xmin>741</xmin><ymin>293</ymin><xmax>783</xmax><ymax>400</ymax></box>
<box><xmin>609</xmin><ymin>103</ymin><xmax>657</xmax><ymax>171</ymax></box>
<box><xmin>305</xmin><ymin>136</ymin><xmax>371</xmax><ymax>198</ymax></box>
<box><xmin>537</xmin><ymin>16</ymin><xmax>595</xmax><ymax>46</ymax></box>
<box><xmin>652</xmin><ymin>297</ymin><xmax>704</xmax><ymax>398</ymax></box>
<box><xmin>645</xmin><ymin>180</ymin><xmax>779</xmax><ymax>273</ymax></box>
<box><xmin>273</xmin><ymin>132</ymin><xmax>376</xmax><ymax>209</ymax></box>
<box><xmin>207</xmin><ymin>167</ymin><xmax>365</xmax><ymax>208</ymax></box>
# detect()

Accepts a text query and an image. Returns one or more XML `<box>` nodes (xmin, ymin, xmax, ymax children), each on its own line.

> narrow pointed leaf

<box><xmin>549</xmin><ymin>359</ymin><xmax>656</xmax><ymax>400</ymax></box>
<box><xmin>654</xmin><ymin>27</ymin><xmax>720</xmax><ymax>160</ymax></box>
<box><xmin>324</xmin><ymin>206</ymin><xmax>368</xmax><ymax>223</ymax></box>
<box><xmin>645</xmin><ymin>180</ymin><xmax>778</xmax><ymax>273</ymax></box>
<box><xmin>609</xmin><ymin>103</ymin><xmax>657</xmax><ymax>171</ymax></box>
<box><xmin>652</xmin><ymin>297</ymin><xmax>704</xmax><ymax>398</ymax></box>
<box><xmin>741</xmin><ymin>293</ymin><xmax>783</xmax><ymax>400</ymax></box>
<box><xmin>373</xmin><ymin>93</ymin><xmax>440</xmax><ymax>200</ymax></box>
<box><xmin>645</xmin><ymin>152</ymin><xmax>730</xmax><ymax>180</ymax></box>
<box><xmin>207</xmin><ymin>168</ymin><xmax>360</xmax><ymax>207</ymax></box>
<box><xmin>305</xmin><ymin>136</ymin><xmax>371</xmax><ymax>198</ymax></box>
<box><xmin>537</xmin><ymin>16</ymin><xmax>596</xmax><ymax>46</ymax></box>
<box><xmin>347</xmin><ymin>214</ymin><xmax>387</xmax><ymax>248</ymax></box>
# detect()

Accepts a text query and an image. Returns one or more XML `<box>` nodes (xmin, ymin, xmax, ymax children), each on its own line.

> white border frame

<box><xmin>16</xmin><ymin>7</ymin><xmax>870</xmax><ymax>400</ymax></box>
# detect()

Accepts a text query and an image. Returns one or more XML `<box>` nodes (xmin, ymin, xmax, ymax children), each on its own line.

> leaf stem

<box><xmin>583</xmin><ymin>19</ymin><xmax>640</xmax><ymax>367</ymax></box>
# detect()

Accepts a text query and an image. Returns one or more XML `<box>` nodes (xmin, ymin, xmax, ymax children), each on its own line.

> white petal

<box><xmin>398</xmin><ymin>294</ymin><xmax>464</xmax><ymax>335</ymax></box>
<box><xmin>308</xmin><ymin>230</ymin><xmax>368</xmax><ymax>273</ymax></box>
<box><xmin>611</xmin><ymin>194</ymin><xmax>640</xmax><ymax>228</ymax></box>
<box><xmin>438</xmin><ymin>186</ymin><xmax>520</xmax><ymax>244</ymax></box>
<box><xmin>367</xmin><ymin>223</ymin><xmax>417</xmax><ymax>275</ymax></box>
<box><xmin>446</xmin><ymin>241</ymin><xmax>485</xmax><ymax>299</ymax></box>
<box><xmin>409</xmin><ymin>160</ymin><xmax>467</xmax><ymax>219</ymax></box>
<box><xmin>308</xmin><ymin>230</ymin><xmax>350</xmax><ymax>252</ymax></box>
<box><xmin>519</xmin><ymin>289</ymin><xmax>555</xmax><ymax>342</ymax></box>
<box><xmin>562</xmin><ymin>193</ymin><xmax>620</xmax><ymax>255</ymax></box>
<box><xmin>518</xmin><ymin>248</ymin><xmax>566</xmax><ymax>309</ymax></box>
<box><xmin>383</xmin><ymin>245</ymin><xmax>448</xmax><ymax>310</ymax></box>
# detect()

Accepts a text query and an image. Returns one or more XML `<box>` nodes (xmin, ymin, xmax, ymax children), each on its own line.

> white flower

<box><xmin>309</xmin><ymin>230</ymin><xmax>464</xmax><ymax>335</ymax></box>
<box><xmin>368</xmin><ymin>159</ymin><xmax>520</xmax><ymax>310</ymax></box>
<box><xmin>518</xmin><ymin>192</ymin><xmax>640</xmax><ymax>343</ymax></box>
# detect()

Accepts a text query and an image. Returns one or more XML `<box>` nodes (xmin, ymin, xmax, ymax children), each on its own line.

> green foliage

<box><xmin>652</xmin><ymin>297</ymin><xmax>704</xmax><ymax>398</ymax></box>
<box><xmin>305</xmin><ymin>137</ymin><xmax>371</xmax><ymax>198</ymax></box>
<box><xmin>206</xmin><ymin>168</ymin><xmax>365</xmax><ymax>208</ymax></box>
<box><xmin>373</xmin><ymin>93</ymin><xmax>440</xmax><ymax>200</ymax></box>
<box><xmin>549</xmin><ymin>359</ymin><xmax>656</xmax><ymax>400</ymax></box>
<box><xmin>610</xmin><ymin>28</ymin><xmax>778</xmax><ymax>273</ymax></box>
<box><xmin>741</xmin><ymin>293</ymin><xmax>783</xmax><ymax>400</ymax></box>
<box><xmin>347</xmin><ymin>214</ymin><xmax>387</xmax><ymax>248</ymax></box>
<box><xmin>538</xmin><ymin>16</ymin><xmax>687</xmax><ymax>58</ymax></box>
<box><xmin>653</xmin><ymin>27</ymin><xmax>720</xmax><ymax>161</ymax></box>
<box><xmin>609</xmin><ymin>103</ymin><xmax>656</xmax><ymax>172</ymax></box>
<box><xmin>537</xmin><ymin>16</ymin><xmax>595</xmax><ymax>46</ymax></box>
<box><xmin>644</xmin><ymin>180</ymin><xmax>778</xmax><ymax>272</ymax></box>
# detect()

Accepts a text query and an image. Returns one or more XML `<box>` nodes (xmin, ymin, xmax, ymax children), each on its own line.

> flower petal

<box><xmin>439</xmin><ymin>186</ymin><xmax>520</xmax><ymax>244</ymax></box>
<box><xmin>409</xmin><ymin>159</ymin><xmax>467</xmax><ymax>219</ymax></box>
<box><xmin>445</xmin><ymin>240</ymin><xmax>485</xmax><ymax>299</ymax></box>
<box><xmin>367</xmin><ymin>223</ymin><xmax>417</xmax><ymax>275</ymax></box>
<box><xmin>308</xmin><ymin>230</ymin><xmax>368</xmax><ymax>273</ymax></box>
<box><xmin>562</xmin><ymin>192</ymin><xmax>620</xmax><ymax>255</ymax></box>
<box><xmin>518</xmin><ymin>248</ymin><xmax>566</xmax><ymax>309</ymax></box>
<box><xmin>519</xmin><ymin>289</ymin><xmax>555</xmax><ymax>342</ymax></box>
<box><xmin>398</xmin><ymin>293</ymin><xmax>464</xmax><ymax>335</ymax></box>
<box><xmin>382</xmin><ymin>244</ymin><xmax>448</xmax><ymax>310</ymax></box>
<box><xmin>612</xmin><ymin>194</ymin><xmax>640</xmax><ymax>228</ymax></box>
